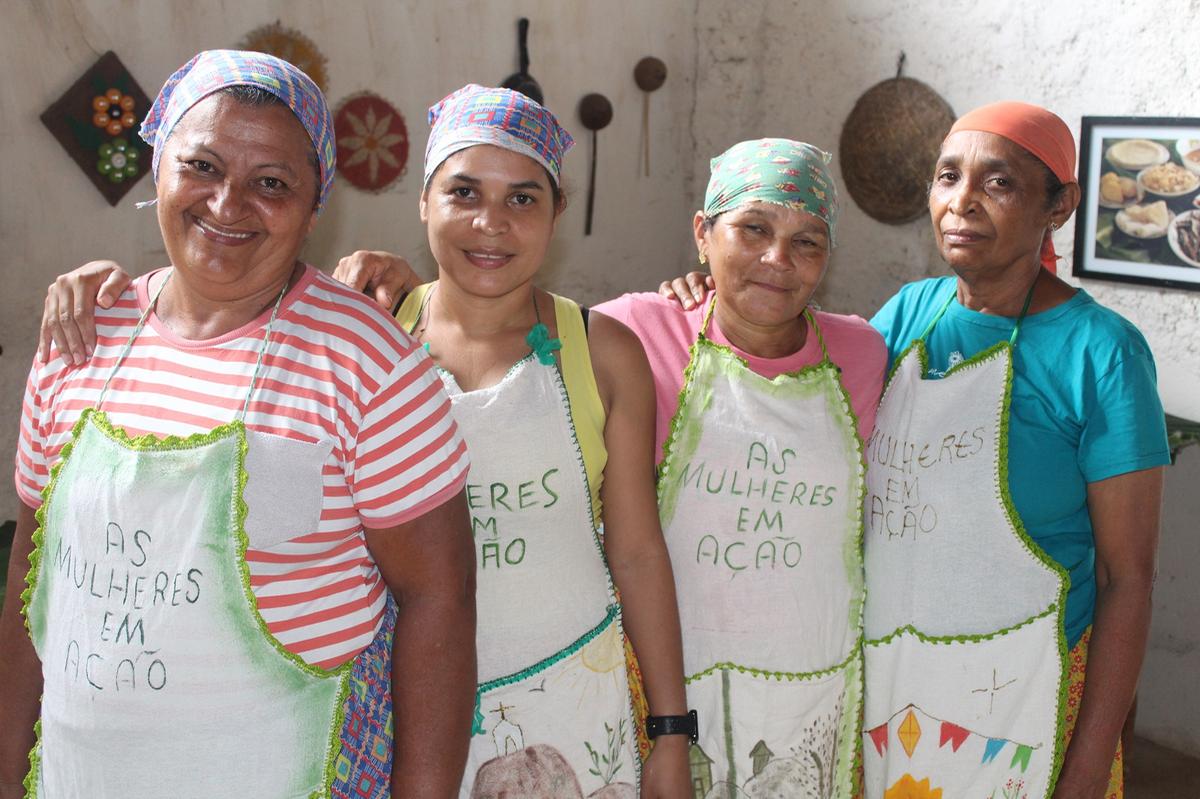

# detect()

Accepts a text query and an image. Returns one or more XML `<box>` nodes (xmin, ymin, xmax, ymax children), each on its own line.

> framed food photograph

<box><xmin>1074</xmin><ymin>116</ymin><xmax>1200</xmax><ymax>292</ymax></box>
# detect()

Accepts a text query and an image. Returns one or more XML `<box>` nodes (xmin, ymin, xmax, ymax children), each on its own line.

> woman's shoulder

<box><xmin>812</xmin><ymin>308</ymin><xmax>886</xmax><ymax>344</ymax></box>
<box><xmin>812</xmin><ymin>309</ymin><xmax>889</xmax><ymax>401</ymax></box>
<box><xmin>1026</xmin><ymin>289</ymin><xmax>1157</xmax><ymax>374</ymax></box>
<box><xmin>290</xmin><ymin>265</ymin><xmax>424</xmax><ymax>366</ymax></box>
<box><xmin>592</xmin><ymin>290</ymin><xmax>696</xmax><ymax>325</ymax></box>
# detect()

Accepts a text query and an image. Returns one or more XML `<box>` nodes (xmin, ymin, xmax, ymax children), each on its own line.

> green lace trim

<box><xmin>23</xmin><ymin>717</ymin><xmax>41</xmax><ymax>798</ymax></box>
<box><xmin>316</xmin><ymin>673</ymin><xmax>353</xmax><ymax>799</ymax></box>
<box><xmin>685</xmin><ymin>636</ymin><xmax>863</xmax><ymax>684</ymax></box>
<box><xmin>870</xmin><ymin>339</ymin><xmax>1071</xmax><ymax>798</ymax></box>
<box><xmin>20</xmin><ymin>408</ymin><xmax>101</xmax><ymax>635</ymax></box>
<box><xmin>865</xmin><ymin>603</ymin><xmax>1058</xmax><ymax>648</ymax></box>
<box><xmin>474</xmin><ymin>604</ymin><xmax>623</xmax><ymax>733</ymax></box>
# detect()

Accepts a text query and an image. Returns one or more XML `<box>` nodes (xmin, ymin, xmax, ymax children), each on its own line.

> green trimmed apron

<box><xmin>407</xmin><ymin>299</ymin><xmax>638</xmax><ymax>799</ymax></box>
<box><xmin>862</xmin><ymin>286</ymin><xmax>1069</xmax><ymax>799</ymax></box>
<box><xmin>22</xmin><ymin>273</ymin><xmax>348</xmax><ymax>798</ymax></box>
<box><xmin>657</xmin><ymin>300</ymin><xmax>865</xmax><ymax>799</ymax></box>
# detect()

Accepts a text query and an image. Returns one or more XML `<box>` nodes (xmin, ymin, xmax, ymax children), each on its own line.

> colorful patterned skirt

<box><xmin>331</xmin><ymin>593</ymin><xmax>398</xmax><ymax>799</ymax></box>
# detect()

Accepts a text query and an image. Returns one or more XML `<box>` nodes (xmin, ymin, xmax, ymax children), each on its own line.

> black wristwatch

<box><xmin>645</xmin><ymin>710</ymin><xmax>698</xmax><ymax>744</ymax></box>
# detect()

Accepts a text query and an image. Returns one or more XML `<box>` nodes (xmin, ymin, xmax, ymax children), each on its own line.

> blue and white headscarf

<box><xmin>139</xmin><ymin>49</ymin><xmax>336</xmax><ymax>213</ymax></box>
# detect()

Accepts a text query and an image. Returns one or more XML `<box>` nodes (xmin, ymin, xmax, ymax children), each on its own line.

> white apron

<box><xmin>862</xmin><ymin>287</ymin><xmax>1069</xmax><ymax>799</ymax></box>
<box><xmin>433</xmin><ymin>321</ymin><xmax>638</xmax><ymax>798</ymax></box>
<box><xmin>657</xmin><ymin>301</ymin><xmax>865</xmax><ymax>799</ymax></box>
<box><xmin>22</xmin><ymin>273</ymin><xmax>349</xmax><ymax>798</ymax></box>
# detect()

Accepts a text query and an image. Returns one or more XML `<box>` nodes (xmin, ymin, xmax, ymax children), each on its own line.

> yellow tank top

<box><xmin>396</xmin><ymin>284</ymin><xmax>608</xmax><ymax>521</ymax></box>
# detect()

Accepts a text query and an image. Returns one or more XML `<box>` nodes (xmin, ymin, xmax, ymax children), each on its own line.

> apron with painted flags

<box><xmin>21</xmin><ymin>271</ymin><xmax>368</xmax><ymax>798</ymax></box>
<box><xmin>862</xmin><ymin>286</ymin><xmax>1069</xmax><ymax>799</ymax></box>
<box><xmin>399</xmin><ymin>287</ymin><xmax>639</xmax><ymax>798</ymax></box>
<box><xmin>657</xmin><ymin>299</ymin><xmax>865</xmax><ymax>799</ymax></box>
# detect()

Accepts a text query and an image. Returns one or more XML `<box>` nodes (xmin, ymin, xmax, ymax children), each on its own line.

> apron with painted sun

<box><xmin>21</xmin><ymin>272</ymin><xmax>361</xmax><ymax>799</ymax></box>
<box><xmin>400</xmin><ymin>287</ymin><xmax>639</xmax><ymax>799</ymax></box>
<box><xmin>657</xmin><ymin>299</ymin><xmax>865</xmax><ymax>799</ymax></box>
<box><xmin>861</xmin><ymin>286</ymin><xmax>1069</xmax><ymax>799</ymax></box>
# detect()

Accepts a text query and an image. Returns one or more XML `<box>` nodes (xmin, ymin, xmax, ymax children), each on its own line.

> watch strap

<box><xmin>645</xmin><ymin>709</ymin><xmax>698</xmax><ymax>744</ymax></box>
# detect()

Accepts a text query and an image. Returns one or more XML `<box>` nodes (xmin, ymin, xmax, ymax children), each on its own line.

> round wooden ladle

<box><xmin>634</xmin><ymin>56</ymin><xmax>667</xmax><ymax>176</ymax></box>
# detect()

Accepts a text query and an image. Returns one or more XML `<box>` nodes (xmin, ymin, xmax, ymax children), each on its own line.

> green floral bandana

<box><xmin>703</xmin><ymin>138</ymin><xmax>839</xmax><ymax>246</ymax></box>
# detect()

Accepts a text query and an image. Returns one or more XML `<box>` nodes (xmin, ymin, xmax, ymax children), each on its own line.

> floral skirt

<box><xmin>1063</xmin><ymin>627</ymin><xmax>1123</xmax><ymax>799</ymax></box>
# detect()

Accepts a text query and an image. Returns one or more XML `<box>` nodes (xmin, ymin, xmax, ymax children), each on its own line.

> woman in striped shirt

<box><xmin>0</xmin><ymin>52</ymin><xmax>475</xmax><ymax>799</ymax></box>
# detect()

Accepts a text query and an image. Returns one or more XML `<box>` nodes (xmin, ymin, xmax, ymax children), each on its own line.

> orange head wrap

<box><xmin>947</xmin><ymin>101</ymin><xmax>1077</xmax><ymax>274</ymax></box>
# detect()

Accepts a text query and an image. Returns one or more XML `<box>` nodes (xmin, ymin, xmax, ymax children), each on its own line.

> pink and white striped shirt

<box><xmin>16</xmin><ymin>265</ymin><xmax>469</xmax><ymax>669</ymax></box>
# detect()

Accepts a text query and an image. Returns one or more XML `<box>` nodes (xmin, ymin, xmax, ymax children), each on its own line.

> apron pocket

<box><xmin>863</xmin><ymin>612</ymin><xmax>1064</xmax><ymax>799</ymax></box>
<box><xmin>243</xmin><ymin>430</ymin><xmax>332</xmax><ymax>550</ymax></box>
<box><xmin>687</xmin><ymin>665</ymin><xmax>851</xmax><ymax>799</ymax></box>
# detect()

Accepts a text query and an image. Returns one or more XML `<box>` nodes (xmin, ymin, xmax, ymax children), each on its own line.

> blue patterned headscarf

<box><xmin>424</xmin><ymin>84</ymin><xmax>574</xmax><ymax>187</ymax></box>
<box><xmin>704</xmin><ymin>138</ymin><xmax>840</xmax><ymax>246</ymax></box>
<box><xmin>139</xmin><ymin>49</ymin><xmax>336</xmax><ymax>213</ymax></box>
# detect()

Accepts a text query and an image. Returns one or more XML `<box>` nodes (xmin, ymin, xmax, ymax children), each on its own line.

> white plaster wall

<box><xmin>1140</xmin><ymin>444</ymin><xmax>1200</xmax><ymax>756</ymax></box>
<box><xmin>692</xmin><ymin>0</ymin><xmax>1200</xmax><ymax>757</ymax></box>
<box><xmin>0</xmin><ymin>0</ymin><xmax>698</xmax><ymax>522</ymax></box>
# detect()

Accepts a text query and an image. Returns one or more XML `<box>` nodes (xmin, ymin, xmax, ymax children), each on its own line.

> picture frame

<box><xmin>1073</xmin><ymin>116</ymin><xmax>1200</xmax><ymax>292</ymax></box>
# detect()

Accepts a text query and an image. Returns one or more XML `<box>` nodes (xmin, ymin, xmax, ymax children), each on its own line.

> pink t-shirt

<box><xmin>593</xmin><ymin>292</ymin><xmax>886</xmax><ymax>461</ymax></box>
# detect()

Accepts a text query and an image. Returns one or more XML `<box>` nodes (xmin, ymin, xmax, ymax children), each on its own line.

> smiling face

<box><xmin>155</xmin><ymin>92</ymin><xmax>318</xmax><ymax>301</ymax></box>
<box><xmin>930</xmin><ymin>131</ymin><xmax>1073</xmax><ymax>279</ymax></box>
<box><xmin>420</xmin><ymin>144</ymin><xmax>560</xmax><ymax>299</ymax></box>
<box><xmin>696</xmin><ymin>202</ymin><xmax>831</xmax><ymax>329</ymax></box>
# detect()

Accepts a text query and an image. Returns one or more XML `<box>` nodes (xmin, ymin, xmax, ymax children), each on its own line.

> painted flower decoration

<box><xmin>97</xmin><ymin>138</ymin><xmax>140</xmax><ymax>183</ymax></box>
<box><xmin>884</xmin><ymin>774</ymin><xmax>943</xmax><ymax>799</ymax></box>
<box><xmin>339</xmin><ymin>105</ymin><xmax>405</xmax><ymax>184</ymax></box>
<box><xmin>92</xmin><ymin>88</ymin><xmax>136</xmax><ymax>136</ymax></box>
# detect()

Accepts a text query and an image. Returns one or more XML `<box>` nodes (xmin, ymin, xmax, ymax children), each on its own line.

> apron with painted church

<box><xmin>21</xmin><ymin>271</ymin><xmax>371</xmax><ymax>798</ymax></box>
<box><xmin>657</xmin><ymin>299</ymin><xmax>865</xmax><ymax>799</ymax></box>
<box><xmin>861</xmin><ymin>286</ymin><xmax>1069</xmax><ymax>799</ymax></box>
<box><xmin>400</xmin><ymin>286</ymin><xmax>639</xmax><ymax>799</ymax></box>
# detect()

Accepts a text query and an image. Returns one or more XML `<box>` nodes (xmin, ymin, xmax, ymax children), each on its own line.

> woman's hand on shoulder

<box><xmin>657</xmin><ymin>271</ymin><xmax>714</xmax><ymax>310</ymax></box>
<box><xmin>332</xmin><ymin>250</ymin><xmax>424</xmax><ymax>312</ymax></box>
<box><xmin>40</xmin><ymin>260</ymin><xmax>133</xmax><ymax>365</ymax></box>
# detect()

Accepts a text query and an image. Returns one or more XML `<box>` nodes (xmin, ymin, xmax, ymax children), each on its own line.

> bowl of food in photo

<box><xmin>1115</xmin><ymin>200</ymin><xmax>1172</xmax><ymax>240</ymax></box>
<box><xmin>1098</xmin><ymin>171</ymin><xmax>1144</xmax><ymax>209</ymax></box>
<box><xmin>1168</xmin><ymin>210</ymin><xmax>1200</xmax><ymax>267</ymax></box>
<box><xmin>1176</xmin><ymin>138</ymin><xmax>1200</xmax><ymax>177</ymax></box>
<box><xmin>1138</xmin><ymin>162</ymin><xmax>1200</xmax><ymax>198</ymax></box>
<box><xmin>1106</xmin><ymin>138</ymin><xmax>1170</xmax><ymax>171</ymax></box>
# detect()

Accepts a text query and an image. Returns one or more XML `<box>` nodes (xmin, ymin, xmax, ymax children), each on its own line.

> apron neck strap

<box><xmin>1008</xmin><ymin>275</ymin><xmax>1039</xmax><ymax>347</ymax></box>
<box><xmin>698</xmin><ymin>294</ymin><xmax>719</xmax><ymax>340</ymax></box>
<box><xmin>238</xmin><ymin>278</ymin><xmax>290</xmax><ymax>422</ymax></box>
<box><xmin>96</xmin><ymin>268</ymin><xmax>291</xmax><ymax>423</ymax></box>
<box><xmin>919</xmin><ymin>273</ymin><xmax>1040</xmax><ymax>348</ymax></box>
<box><xmin>699</xmin><ymin>296</ymin><xmax>827</xmax><ymax>362</ymax></box>
<box><xmin>804</xmin><ymin>308</ymin><xmax>832</xmax><ymax>364</ymax></box>
<box><xmin>96</xmin><ymin>272</ymin><xmax>171</xmax><ymax>409</ymax></box>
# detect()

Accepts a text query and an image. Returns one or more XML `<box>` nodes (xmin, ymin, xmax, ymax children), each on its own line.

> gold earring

<box><xmin>699</xmin><ymin>251</ymin><xmax>708</xmax><ymax>265</ymax></box>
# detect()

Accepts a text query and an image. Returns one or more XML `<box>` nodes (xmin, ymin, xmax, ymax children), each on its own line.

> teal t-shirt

<box><xmin>870</xmin><ymin>277</ymin><xmax>1170</xmax><ymax>648</ymax></box>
